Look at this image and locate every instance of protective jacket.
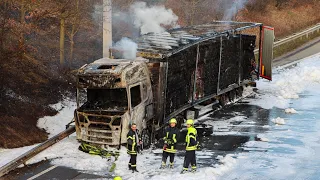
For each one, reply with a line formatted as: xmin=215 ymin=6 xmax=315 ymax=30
xmin=127 ymin=129 xmax=140 ymax=155
xmin=163 ymin=127 xmax=179 ymax=153
xmin=185 ymin=127 xmax=198 ymax=151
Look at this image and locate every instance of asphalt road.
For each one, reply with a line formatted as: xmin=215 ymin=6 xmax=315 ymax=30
xmin=17 ymin=164 xmax=103 ymax=180
xmin=273 ymin=36 xmax=320 ymax=67
xmin=3 ymin=36 xmax=320 ymax=180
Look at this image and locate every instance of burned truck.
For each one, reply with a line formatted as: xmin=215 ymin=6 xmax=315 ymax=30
xmin=74 ymin=22 xmax=274 ymax=148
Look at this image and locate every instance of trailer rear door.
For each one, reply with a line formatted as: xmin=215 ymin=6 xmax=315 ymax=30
xmin=259 ymin=26 xmax=274 ymax=81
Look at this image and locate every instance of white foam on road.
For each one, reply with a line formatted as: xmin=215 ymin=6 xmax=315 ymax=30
xmin=114 ymin=150 xmax=237 ymax=180
xmin=28 ymin=137 xmax=114 ymax=173
xmin=271 ymin=117 xmax=286 ymax=125
xmin=257 ymin=134 xmax=269 ymax=142
xmin=0 ymin=145 xmax=37 ymax=168
xmin=248 ymin=53 xmax=320 ymax=110
xmin=285 ymin=108 xmax=298 ymax=114
xmin=221 ymin=53 xmax=320 ymax=179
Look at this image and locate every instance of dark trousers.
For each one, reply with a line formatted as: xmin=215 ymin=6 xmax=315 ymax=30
xmin=183 ymin=150 xmax=196 ymax=169
xmin=162 ymin=151 xmax=175 ymax=164
xmin=129 ymin=154 xmax=137 ymax=170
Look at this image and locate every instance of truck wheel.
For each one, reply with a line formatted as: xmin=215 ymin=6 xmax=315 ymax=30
xmin=236 ymin=86 xmax=244 ymax=98
xmin=141 ymin=129 xmax=151 ymax=149
xmin=228 ymin=90 xmax=236 ymax=102
xmin=219 ymin=94 xmax=229 ymax=106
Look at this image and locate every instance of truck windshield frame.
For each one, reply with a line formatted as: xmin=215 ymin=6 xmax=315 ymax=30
xmin=77 ymin=88 xmax=128 ymax=111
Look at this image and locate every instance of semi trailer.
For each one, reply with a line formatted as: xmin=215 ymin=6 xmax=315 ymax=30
xmin=74 ymin=21 xmax=274 ymax=148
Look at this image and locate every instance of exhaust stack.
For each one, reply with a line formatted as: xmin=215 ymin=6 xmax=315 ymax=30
xmin=103 ymin=0 xmax=112 ymax=58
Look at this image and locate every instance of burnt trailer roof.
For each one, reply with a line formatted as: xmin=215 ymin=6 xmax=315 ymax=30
xmin=78 ymin=21 xmax=262 ymax=75
xmin=137 ymin=21 xmax=262 ymax=59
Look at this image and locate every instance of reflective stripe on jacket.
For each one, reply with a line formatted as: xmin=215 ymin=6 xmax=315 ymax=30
xmin=163 ymin=127 xmax=179 ymax=153
xmin=185 ymin=127 xmax=197 ymax=151
xmin=127 ymin=129 xmax=139 ymax=155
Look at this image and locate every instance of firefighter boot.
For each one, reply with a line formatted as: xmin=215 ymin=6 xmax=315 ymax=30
xmin=180 ymin=168 xmax=188 ymax=174
xmin=169 ymin=163 xmax=174 ymax=169
xmin=191 ymin=166 xmax=197 ymax=173
xmin=160 ymin=162 xmax=166 ymax=169
xmin=131 ymin=166 xmax=139 ymax=173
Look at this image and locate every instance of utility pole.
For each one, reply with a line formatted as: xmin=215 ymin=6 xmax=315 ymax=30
xmin=103 ymin=0 xmax=112 ymax=58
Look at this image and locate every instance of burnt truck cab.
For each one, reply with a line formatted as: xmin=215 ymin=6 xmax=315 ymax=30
xmin=75 ymin=58 xmax=153 ymax=148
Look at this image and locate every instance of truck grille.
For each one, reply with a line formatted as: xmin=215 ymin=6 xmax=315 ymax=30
xmin=76 ymin=112 xmax=122 ymax=146
xmin=88 ymin=116 xmax=112 ymax=123
xmin=89 ymin=123 xmax=112 ymax=130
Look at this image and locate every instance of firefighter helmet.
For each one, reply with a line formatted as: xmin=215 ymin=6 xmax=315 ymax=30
xmin=186 ymin=119 xmax=194 ymax=125
xmin=114 ymin=176 xmax=122 ymax=180
xmin=170 ymin=118 xmax=177 ymax=124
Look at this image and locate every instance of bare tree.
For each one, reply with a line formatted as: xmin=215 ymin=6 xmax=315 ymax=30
xmin=180 ymin=0 xmax=202 ymax=25
xmin=67 ymin=0 xmax=79 ymax=64
xmin=65 ymin=0 xmax=95 ymax=66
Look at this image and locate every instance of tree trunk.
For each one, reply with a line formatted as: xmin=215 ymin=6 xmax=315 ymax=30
xmin=19 ymin=0 xmax=26 ymax=51
xmin=1 ymin=2 xmax=8 ymax=51
xmin=69 ymin=0 xmax=79 ymax=67
xmin=69 ymin=34 xmax=74 ymax=66
xmin=60 ymin=17 xmax=65 ymax=66
xmin=190 ymin=1 xmax=195 ymax=25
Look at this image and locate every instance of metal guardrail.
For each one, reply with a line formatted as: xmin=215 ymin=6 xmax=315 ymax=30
xmin=274 ymin=23 xmax=320 ymax=48
xmin=254 ymin=23 xmax=320 ymax=54
xmin=0 ymin=125 xmax=76 ymax=177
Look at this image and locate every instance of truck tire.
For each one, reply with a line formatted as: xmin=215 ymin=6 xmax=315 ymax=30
xmin=236 ymin=86 xmax=244 ymax=98
xmin=219 ymin=94 xmax=229 ymax=106
xmin=141 ymin=129 xmax=151 ymax=149
xmin=228 ymin=90 xmax=236 ymax=102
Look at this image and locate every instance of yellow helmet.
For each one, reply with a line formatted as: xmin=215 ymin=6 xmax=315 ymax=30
xmin=186 ymin=119 xmax=194 ymax=125
xmin=114 ymin=176 xmax=122 ymax=180
xmin=170 ymin=118 xmax=177 ymax=124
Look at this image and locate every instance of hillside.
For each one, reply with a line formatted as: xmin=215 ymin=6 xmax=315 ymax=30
xmin=239 ymin=1 xmax=320 ymax=38
xmin=0 ymin=54 xmax=74 ymax=148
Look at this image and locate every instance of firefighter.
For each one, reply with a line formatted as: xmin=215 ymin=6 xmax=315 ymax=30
xmin=181 ymin=119 xmax=198 ymax=174
xmin=161 ymin=118 xmax=179 ymax=169
xmin=127 ymin=123 xmax=141 ymax=173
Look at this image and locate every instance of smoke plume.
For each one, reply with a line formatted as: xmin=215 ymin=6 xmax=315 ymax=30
xmin=130 ymin=2 xmax=178 ymax=34
xmin=112 ymin=1 xmax=179 ymax=59
xmin=223 ymin=0 xmax=249 ymax=21
xmin=113 ymin=37 xmax=138 ymax=59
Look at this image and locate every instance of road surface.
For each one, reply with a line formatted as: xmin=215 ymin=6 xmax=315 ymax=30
xmin=273 ymin=36 xmax=320 ymax=67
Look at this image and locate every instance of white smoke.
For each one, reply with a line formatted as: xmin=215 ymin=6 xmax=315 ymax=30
xmin=112 ymin=2 xmax=179 ymax=59
xmin=131 ymin=2 xmax=179 ymax=34
xmin=223 ymin=0 xmax=249 ymax=21
xmin=113 ymin=37 xmax=138 ymax=59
